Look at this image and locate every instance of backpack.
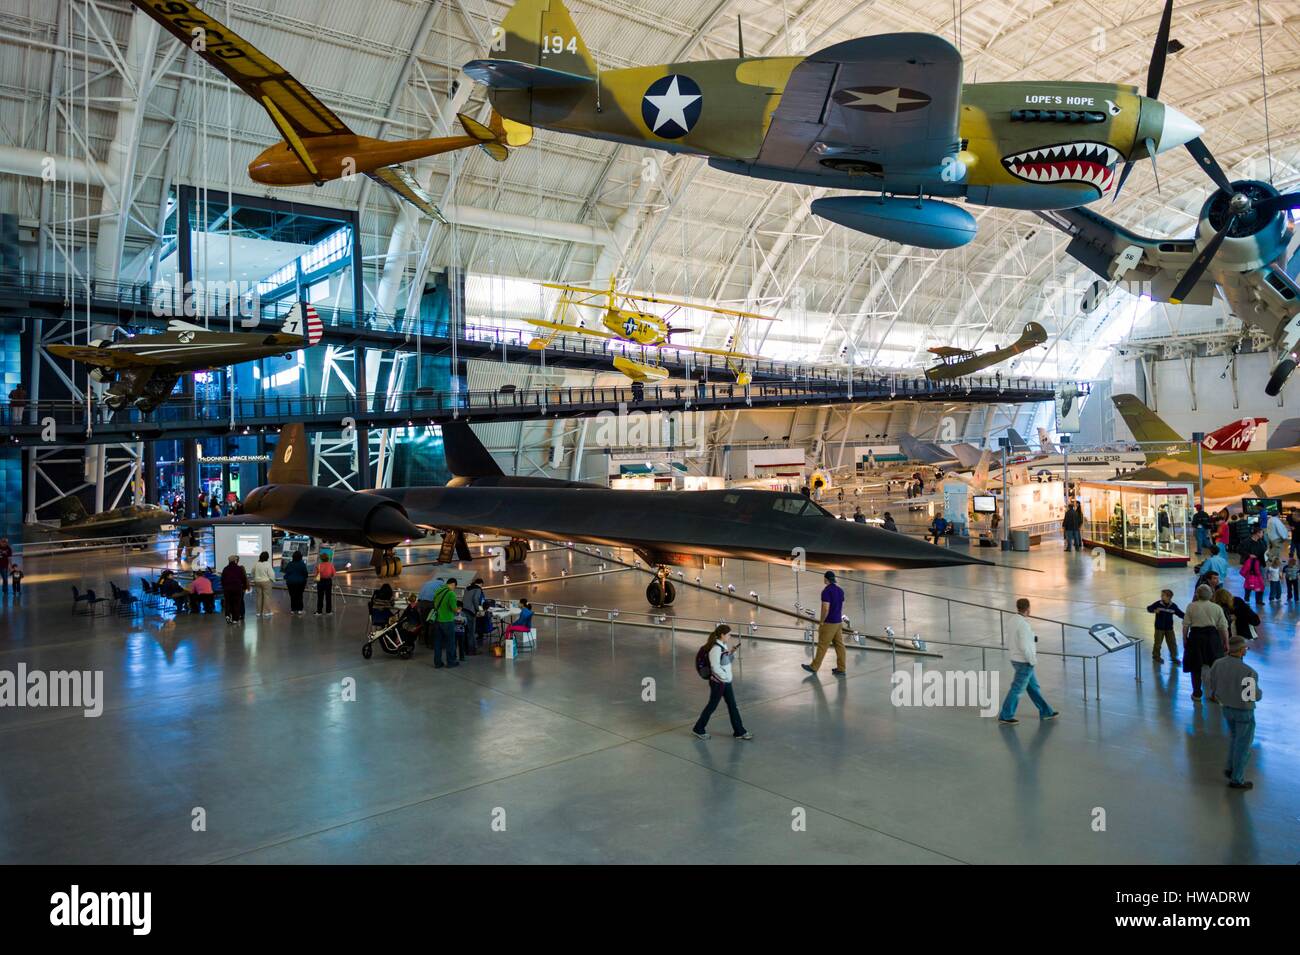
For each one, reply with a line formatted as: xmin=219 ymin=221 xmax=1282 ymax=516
xmin=695 ymin=644 xmax=713 ymax=680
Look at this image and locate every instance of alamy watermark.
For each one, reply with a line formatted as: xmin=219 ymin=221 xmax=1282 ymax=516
xmin=0 ymin=664 xmax=103 ymax=717
xmin=890 ymin=663 xmax=1000 ymax=718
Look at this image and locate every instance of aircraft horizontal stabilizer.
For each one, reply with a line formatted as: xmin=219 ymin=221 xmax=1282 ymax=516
xmin=462 ymin=59 xmax=595 ymax=90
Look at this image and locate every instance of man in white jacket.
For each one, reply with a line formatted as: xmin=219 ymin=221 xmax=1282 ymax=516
xmin=997 ymin=598 xmax=1060 ymax=724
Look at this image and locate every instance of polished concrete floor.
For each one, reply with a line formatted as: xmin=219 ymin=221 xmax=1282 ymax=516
xmin=1 ymin=535 xmax=1296 ymax=864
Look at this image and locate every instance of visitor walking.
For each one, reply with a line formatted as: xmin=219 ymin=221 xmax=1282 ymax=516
xmin=427 ymin=578 xmax=459 ymax=668
xmin=692 ymin=625 xmax=752 ymax=741
xmin=801 ymin=570 xmax=847 ymax=677
xmin=1062 ymin=501 xmax=1083 ymax=552
xmin=1146 ymin=589 xmax=1183 ymax=664
xmin=997 ymin=598 xmax=1059 ymax=724
xmin=1191 ymin=504 xmax=1212 ymax=556
xmin=1181 ymin=584 xmax=1229 ymax=702
xmin=1206 ymin=635 xmax=1262 ymax=791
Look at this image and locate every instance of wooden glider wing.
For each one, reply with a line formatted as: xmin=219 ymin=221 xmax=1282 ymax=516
xmin=366 ymin=165 xmax=447 ymax=223
xmin=130 ymin=0 xmax=350 ymax=178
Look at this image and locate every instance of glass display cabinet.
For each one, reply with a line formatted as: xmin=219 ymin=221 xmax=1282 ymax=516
xmin=1078 ymin=481 xmax=1193 ymax=566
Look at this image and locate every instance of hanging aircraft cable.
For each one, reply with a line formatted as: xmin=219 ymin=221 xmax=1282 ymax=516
xmin=225 ymin=0 xmax=236 ymax=432
xmin=1255 ymin=0 xmax=1274 ymax=186
xmin=81 ymin=0 xmax=91 ymax=438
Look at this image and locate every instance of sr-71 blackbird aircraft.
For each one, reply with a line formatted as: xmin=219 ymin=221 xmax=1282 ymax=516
xmin=195 ymin=423 xmax=988 ymax=606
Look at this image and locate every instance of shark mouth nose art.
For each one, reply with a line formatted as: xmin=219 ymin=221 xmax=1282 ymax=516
xmin=1001 ymin=142 xmax=1122 ymax=191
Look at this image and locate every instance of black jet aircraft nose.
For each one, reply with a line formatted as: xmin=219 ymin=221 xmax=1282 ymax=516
xmin=367 ymin=504 xmax=426 ymax=547
xmin=819 ymin=520 xmax=994 ymax=570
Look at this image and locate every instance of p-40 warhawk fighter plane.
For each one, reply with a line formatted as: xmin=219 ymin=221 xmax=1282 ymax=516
xmin=527 ymin=280 xmax=777 ymax=384
xmin=197 ymin=423 xmax=988 ymax=606
xmin=129 ymin=0 xmax=530 ymax=221
xmin=1113 ymin=395 xmax=1300 ymax=506
xmin=47 ymin=303 xmax=323 ymax=412
xmin=462 ymin=0 xmax=1204 ymax=249
xmin=924 ymin=322 xmax=1048 ymax=381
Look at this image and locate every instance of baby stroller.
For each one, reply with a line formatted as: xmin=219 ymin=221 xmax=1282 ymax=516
xmin=361 ymin=585 xmax=416 ymax=660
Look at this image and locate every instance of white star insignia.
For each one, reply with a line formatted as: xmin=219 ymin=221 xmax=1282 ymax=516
xmin=644 ymin=77 xmax=701 ymax=133
xmin=840 ymin=88 xmax=927 ymax=112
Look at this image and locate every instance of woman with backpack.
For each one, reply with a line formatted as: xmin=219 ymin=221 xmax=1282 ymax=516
xmin=691 ymin=625 xmax=753 ymax=741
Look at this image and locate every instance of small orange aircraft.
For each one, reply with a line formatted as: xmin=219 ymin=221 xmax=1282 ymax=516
xmin=131 ymin=0 xmax=530 ymax=221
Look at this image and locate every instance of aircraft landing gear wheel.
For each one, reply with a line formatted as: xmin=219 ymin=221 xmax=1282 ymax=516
xmin=646 ymin=581 xmax=665 ymax=607
xmin=362 ymin=643 xmax=373 ymax=659
xmin=1267 ymin=358 xmax=1295 ymax=397
xmin=662 ymin=581 xmax=676 ymax=605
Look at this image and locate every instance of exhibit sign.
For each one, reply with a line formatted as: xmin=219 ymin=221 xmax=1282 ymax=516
xmin=1088 ymin=623 xmax=1132 ymax=652
xmin=1007 ymin=481 xmax=1065 ymax=530
xmin=214 ymin=524 xmax=272 ymax=566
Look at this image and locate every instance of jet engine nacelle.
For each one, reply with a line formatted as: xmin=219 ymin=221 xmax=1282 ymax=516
xmin=246 ymin=485 xmax=425 ymax=548
xmin=1196 ymin=179 xmax=1292 ymax=274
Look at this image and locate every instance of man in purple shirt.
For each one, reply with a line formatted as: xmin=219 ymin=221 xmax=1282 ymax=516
xmin=802 ymin=570 xmax=847 ymax=677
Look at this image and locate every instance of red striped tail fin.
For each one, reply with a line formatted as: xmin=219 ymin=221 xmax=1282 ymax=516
xmin=281 ymin=303 xmax=323 ymax=346
xmin=1202 ymin=417 xmax=1267 ymax=452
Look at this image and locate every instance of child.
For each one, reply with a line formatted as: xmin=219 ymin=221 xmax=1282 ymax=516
xmin=1267 ymin=557 xmax=1283 ymax=603
xmin=1146 ymin=589 xmax=1184 ymax=664
xmin=1241 ymin=553 xmax=1266 ymax=608
xmin=9 ymin=561 xmax=22 ymax=596
xmin=1285 ymin=556 xmax=1300 ymax=603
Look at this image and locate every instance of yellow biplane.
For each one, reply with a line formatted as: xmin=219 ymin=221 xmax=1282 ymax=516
xmin=526 ymin=280 xmax=778 ymax=385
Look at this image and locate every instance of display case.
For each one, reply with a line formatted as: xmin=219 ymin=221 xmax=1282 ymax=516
xmin=1078 ymin=481 xmax=1192 ymax=566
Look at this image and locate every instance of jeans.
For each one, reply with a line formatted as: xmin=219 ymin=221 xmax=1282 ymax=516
xmin=1287 ymin=578 xmax=1298 ymax=601
xmin=287 ymin=580 xmax=306 ymax=613
xmin=1064 ymin=529 xmax=1082 ymax=551
xmin=998 ymin=661 xmax=1054 ymax=720
xmin=317 ymin=578 xmax=332 ymax=613
xmin=1269 ymin=581 xmax=1281 ymax=601
xmin=1194 ymin=527 xmax=1211 ymax=554
xmin=433 ymin=620 xmax=458 ymax=667
xmin=692 ymin=680 xmax=747 ymax=736
xmin=1221 ymin=706 xmax=1256 ymax=785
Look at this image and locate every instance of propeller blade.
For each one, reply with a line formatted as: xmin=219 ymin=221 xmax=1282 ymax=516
xmin=1111 ymin=161 xmax=1136 ymax=202
xmin=1170 ymin=215 xmax=1235 ymax=303
xmin=1185 ymin=137 xmax=1234 ymax=194
xmin=1252 ymin=191 xmax=1300 ymax=220
xmin=1147 ymin=0 xmax=1175 ymax=98
xmin=1144 ymin=137 xmax=1160 ymax=193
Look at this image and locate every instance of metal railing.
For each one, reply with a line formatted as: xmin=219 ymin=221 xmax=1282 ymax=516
xmin=0 ymin=268 xmax=1059 ymax=391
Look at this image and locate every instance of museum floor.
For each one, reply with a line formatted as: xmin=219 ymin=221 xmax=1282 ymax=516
xmin=2 ymin=536 xmax=1296 ymax=864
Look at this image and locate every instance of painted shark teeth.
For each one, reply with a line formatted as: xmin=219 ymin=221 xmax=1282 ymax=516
xmin=1000 ymin=142 xmax=1120 ymax=192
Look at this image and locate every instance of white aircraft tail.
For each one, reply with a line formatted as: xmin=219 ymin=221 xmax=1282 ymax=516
xmin=972 ymin=450 xmax=990 ymax=489
xmin=1037 ymin=426 xmax=1057 ymax=454
xmin=281 ymin=303 xmax=323 ymax=346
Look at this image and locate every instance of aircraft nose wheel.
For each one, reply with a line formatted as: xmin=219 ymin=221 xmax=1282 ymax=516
xmin=370 ymin=550 xmax=403 ymax=577
xmin=646 ymin=579 xmax=676 ymax=607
